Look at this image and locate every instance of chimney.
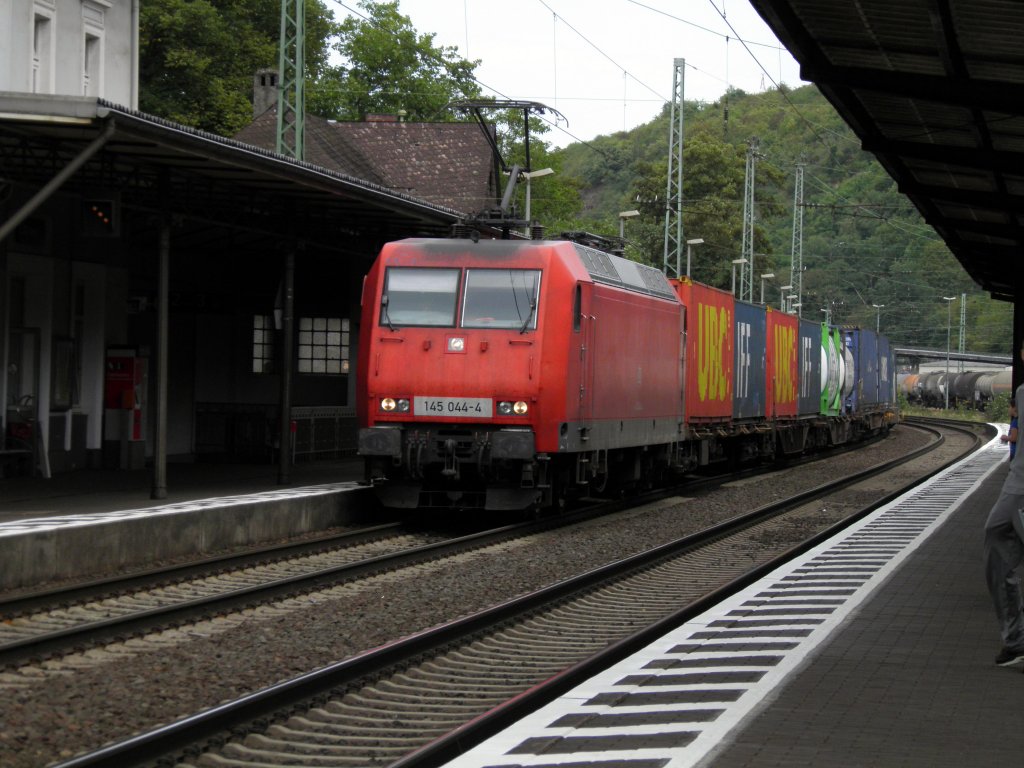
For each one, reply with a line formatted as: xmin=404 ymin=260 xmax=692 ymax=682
xmin=253 ymin=68 xmax=278 ymax=118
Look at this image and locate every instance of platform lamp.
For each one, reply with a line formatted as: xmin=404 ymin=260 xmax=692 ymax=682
xmin=760 ymin=273 xmax=775 ymax=304
xmin=618 ymin=208 xmax=641 ymax=237
xmin=943 ymin=295 xmax=957 ymax=410
xmin=872 ymin=303 xmax=885 ymax=333
xmin=617 ymin=209 xmax=641 ymax=257
xmin=780 ymin=285 xmax=792 ymax=312
xmin=686 ymin=238 xmax=704 ymax=278
xmin=731 ymin=258 xmax=748 ymax=296
xmin=523 ymin=168 xmax=554 ymax=235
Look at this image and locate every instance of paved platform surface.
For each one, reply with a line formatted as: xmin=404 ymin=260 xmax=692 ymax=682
xmin=0 ymin=458 xmax=364 ymax=521
xmin=445 ymin=430 xmax=1023 ymax=768
xmin=707 ymin=446 xmax=1021 ymax=768
xmin=708 ymin=456 xmax=1018 ymax=768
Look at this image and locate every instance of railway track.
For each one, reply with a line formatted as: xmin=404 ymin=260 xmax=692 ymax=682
xmin=0 ymin=424 xmax=923 ymax=670
xmin=46 ymin=419 xmax=985 ymax=768
xmin=0 ymin=517 xmax=591 ymax=668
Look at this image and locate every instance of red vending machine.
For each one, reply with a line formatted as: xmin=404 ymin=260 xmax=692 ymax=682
xmin=103 ymin=349 xmax=147 ymax=469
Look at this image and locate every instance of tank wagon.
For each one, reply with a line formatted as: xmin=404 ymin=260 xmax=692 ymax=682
xmin=357 ymin=237 xmax=898 ymax=512
xmin=899 ymin=367 xmax=1012 ymax=408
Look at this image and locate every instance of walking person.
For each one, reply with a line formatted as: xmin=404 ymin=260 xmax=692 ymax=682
xmin=985 ymin=349 xmax=1024 ymax=666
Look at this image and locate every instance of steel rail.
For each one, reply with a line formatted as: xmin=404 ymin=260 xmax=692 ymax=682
xmin=49 ymin=420 xmax=972 ymax=768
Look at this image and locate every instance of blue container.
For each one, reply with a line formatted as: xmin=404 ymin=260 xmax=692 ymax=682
xmin=843 ymin=327 xmax=882 ymax=412
xmin=797 ymin=319 xmax=823 ymax=417
xmin=733 ymin=300 xmax=767 ymax=420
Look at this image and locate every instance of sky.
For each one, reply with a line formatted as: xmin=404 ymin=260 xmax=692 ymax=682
xmin=329 ymin=0 xmax=806 ymax=148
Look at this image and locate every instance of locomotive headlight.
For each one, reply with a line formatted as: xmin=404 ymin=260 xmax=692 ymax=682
xmin=395 ymin=398 xmax=410 ymax=412
xmin=380 ymin=397 xmax=410 ymax=413
xmin=447 ymin=337 xmax=465 ymax=352
xmin=380 ymin=397 xmax=396 ymax=412
xmin=498 ymin=400 xmax=529 ymax=416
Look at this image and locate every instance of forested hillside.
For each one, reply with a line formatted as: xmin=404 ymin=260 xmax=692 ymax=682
xmin=549 ymin=85 xmax=1010 ymax=353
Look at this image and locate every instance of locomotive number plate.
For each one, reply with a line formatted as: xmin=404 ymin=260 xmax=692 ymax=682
xmin=414 ymin=397 xmax=493 ymax=418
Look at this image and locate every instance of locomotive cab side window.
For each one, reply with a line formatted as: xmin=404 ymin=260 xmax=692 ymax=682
xmin=461 ymin=269 xmax=541 ymax=331
xmin=381 ymin=267 xmax=459 ymax=327
xmin=573 ymin=284 xmax=582 ymax=332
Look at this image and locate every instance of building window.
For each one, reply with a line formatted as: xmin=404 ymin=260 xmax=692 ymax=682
xmin=298 ymin=317 xmax=349 ymax=374
xmin=82 ymin=32 xmax=102 ymax=95
xmin=32 ymin=8 xmax=54 ymax=94
xmin=252 ymin=315 xmax=275 ymax=374
xmin=81 ymin=1 xmax=106 ymax=96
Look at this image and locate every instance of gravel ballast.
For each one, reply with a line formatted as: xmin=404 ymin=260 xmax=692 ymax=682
xmin=0 ymin=425 xmax=961 ymax=766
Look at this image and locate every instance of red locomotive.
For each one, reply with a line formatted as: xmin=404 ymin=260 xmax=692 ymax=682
xmin=357 ymin=236 xmax=897 ymax=511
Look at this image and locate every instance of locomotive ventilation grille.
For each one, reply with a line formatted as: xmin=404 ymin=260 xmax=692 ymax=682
xmin=573 ymin=243 xmax=676 ymax=300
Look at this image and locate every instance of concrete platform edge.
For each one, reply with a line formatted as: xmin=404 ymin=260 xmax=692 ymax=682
xmin=0 ymin=484 xmax=373 ymax=591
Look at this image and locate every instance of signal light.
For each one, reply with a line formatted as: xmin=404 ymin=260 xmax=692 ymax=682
xmin=81 ymin=197 xmax=119 ymax=236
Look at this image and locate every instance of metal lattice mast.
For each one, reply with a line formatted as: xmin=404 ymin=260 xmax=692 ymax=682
xmin=790 ymin=163 xmax=804 ymax=317
xmin=663 ymin=58 xmax=685 ymax=279
xmin=276 ymin=0 xmax=305 ymax=160
xmin=740 ymin=137 xmax=758 ymax=301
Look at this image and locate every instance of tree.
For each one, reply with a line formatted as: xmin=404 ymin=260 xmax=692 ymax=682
xmin=621 ymin=127 xmax=784 ymax=284
xmin=324 ymin=0 xmax=481 ymax=121
xmin=139 ymin=0 xmax=338 ymax=136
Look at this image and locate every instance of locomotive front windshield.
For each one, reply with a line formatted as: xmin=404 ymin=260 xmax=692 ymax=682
xmin=462 ymin=269 xmax=540 ymax=330
xmin=381 ymin=268 xmax=460 ymax=327
xmin=380 ymin=267 xmax=540 ymax=330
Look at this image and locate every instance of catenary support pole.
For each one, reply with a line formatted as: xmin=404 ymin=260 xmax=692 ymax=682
xmin=151 ymin=215 xmax=170 ymax=499
xmin=278 ymin=249 xmax=295 ymax=484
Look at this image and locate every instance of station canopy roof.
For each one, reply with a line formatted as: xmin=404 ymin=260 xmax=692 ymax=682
xmin=0 ymin=93 xmax=469 ymax=252
xmin=751 ymin=0 xmax=1024 ymax=301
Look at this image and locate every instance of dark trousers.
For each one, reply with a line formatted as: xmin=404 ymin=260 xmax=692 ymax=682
xmin=984 ymin=487 xmax=1024 ymax=649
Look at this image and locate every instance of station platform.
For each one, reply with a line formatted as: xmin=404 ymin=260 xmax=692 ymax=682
xmin=0 ymin=458 xmax=368 ymax=592
xmin=446 ymin=429 xmax=1023 ymax=768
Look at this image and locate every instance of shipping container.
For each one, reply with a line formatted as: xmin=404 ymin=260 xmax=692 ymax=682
xmin=843 ymin=327 xmax=880 ymax=411
xmin=797 ymin=319 xmax=823 ymax=417
xmin=734 ymin=300 xmax=767 ymax=420
xmin=673 ymin=278 xmax=735 ymax=424
xmin=767 ymin=308 xmax=799 ymax=418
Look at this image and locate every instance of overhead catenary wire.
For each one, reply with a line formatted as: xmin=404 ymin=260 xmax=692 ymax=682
xmin=326 ymin=2 xmax=967 ymax=303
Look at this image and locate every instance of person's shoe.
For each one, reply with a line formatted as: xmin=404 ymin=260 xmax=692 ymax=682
xmin=995 ymin=647 xmax=1024 ymax=666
